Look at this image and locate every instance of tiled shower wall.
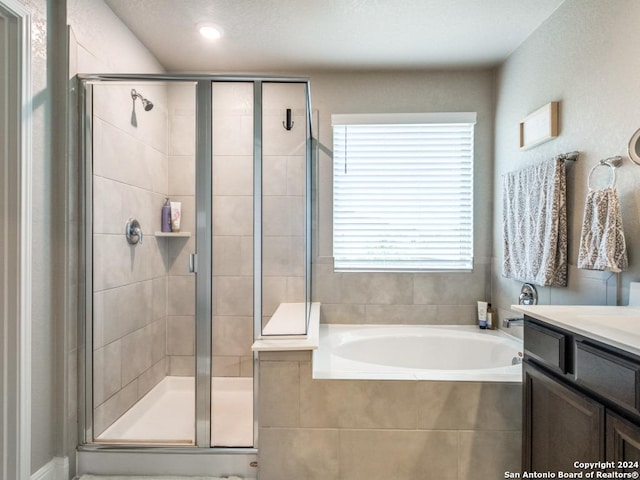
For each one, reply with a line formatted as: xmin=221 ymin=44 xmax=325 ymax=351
xmin=163 ymin=82 xmax=259 ymax=378
xmin=211 ymin=82 xmax=255 ymax=377
xmin=164 ymin=81 xmax=310 ymax=377
xmin=92 ymin=81 xmax=308 ymax=434
xmin=92 ymin=84 xmax=169 ymax=436
xmin=207 ymin=81 xmax=308 ymax=375
xmin=165 ymin=84 xmax=197 ymax=376
xmin=261 ymin=83 xmax=308 ymax=325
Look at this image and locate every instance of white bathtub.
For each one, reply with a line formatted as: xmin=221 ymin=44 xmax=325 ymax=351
xmin=312 ymin=324 xmax=523 ymax=382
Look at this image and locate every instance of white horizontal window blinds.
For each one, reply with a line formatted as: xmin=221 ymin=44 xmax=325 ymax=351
xmin=332 ymin=113 xmax=476 ymax=272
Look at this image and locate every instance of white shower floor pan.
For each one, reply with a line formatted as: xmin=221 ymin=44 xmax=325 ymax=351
xmin=96 ymin=376 xmax=253 ymax=447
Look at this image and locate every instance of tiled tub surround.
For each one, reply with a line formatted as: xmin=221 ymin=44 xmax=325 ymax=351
xmin=259 ymin=350 xmax=521 ymax=480
xmin=313 ymin=257 xmax=493 ymax=326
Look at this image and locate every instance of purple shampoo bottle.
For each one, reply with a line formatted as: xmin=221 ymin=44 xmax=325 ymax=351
xmin=161 ymin=198 xmax=172 ymax=232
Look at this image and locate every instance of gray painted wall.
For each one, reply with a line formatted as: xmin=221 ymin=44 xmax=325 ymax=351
xmin=24 ymin=0 xmax=56 ymax=472
xmin=492 ymin=0 xmax=640 ymax=322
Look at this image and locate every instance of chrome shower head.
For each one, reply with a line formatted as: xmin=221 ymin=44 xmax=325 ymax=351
xmin=131 ymin=89 xmax=154 ymax=111
xmin=141 ymin=98 xmax=153 ymax=111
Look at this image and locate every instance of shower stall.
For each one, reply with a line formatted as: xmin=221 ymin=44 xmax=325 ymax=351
xmin=78 ymin=75 xmax=313 ymax=471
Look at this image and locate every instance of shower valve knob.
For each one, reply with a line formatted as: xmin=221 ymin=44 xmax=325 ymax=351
xmin=125 ymin=218 xmax=143 ymax=245
xmin=518 ymin=283 xmax=538 ymax=305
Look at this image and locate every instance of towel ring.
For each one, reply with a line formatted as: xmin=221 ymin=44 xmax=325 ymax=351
xmin=587 ymin=157 xmax=622 ymax=190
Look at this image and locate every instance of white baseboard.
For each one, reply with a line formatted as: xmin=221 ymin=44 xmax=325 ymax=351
xmin=31 ymin=457 xmax=69 ymax=480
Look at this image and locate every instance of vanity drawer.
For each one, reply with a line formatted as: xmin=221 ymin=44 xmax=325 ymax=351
xmin=575 ymin=341 xmax=640 ymax=414
xmin=524 ymin=320 xmax=568 ymax=373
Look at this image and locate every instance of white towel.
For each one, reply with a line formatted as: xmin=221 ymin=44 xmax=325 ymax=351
xmin=502 ymin=157 xmax=568 ymax=287
xmin=578 ymin=186 xmax=628 ymax=272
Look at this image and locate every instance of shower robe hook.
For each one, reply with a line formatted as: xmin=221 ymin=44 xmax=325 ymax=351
xmin=283 ymin=108 xmax=294 ymax=130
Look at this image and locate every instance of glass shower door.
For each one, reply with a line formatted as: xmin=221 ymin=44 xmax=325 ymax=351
xmin=89 ymin=80 xmax=197 ymax=445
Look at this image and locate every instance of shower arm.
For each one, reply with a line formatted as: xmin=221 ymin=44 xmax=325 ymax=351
xmin=130 ymin=88 xmax=154 ymax=111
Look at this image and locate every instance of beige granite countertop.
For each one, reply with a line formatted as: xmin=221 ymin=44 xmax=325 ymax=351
xmin=512 ymin=305 xmax=640 ymax=357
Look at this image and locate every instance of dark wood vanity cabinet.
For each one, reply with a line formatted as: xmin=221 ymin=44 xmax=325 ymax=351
xmin=524 ymin=362 xmax=604 ymax=472
xmin=523 ymin=317 xmax=640 ymax=473
xmin=607 ymin=412 xmax=640 ymax=466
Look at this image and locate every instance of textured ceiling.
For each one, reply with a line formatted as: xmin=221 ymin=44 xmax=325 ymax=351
xmin=105 ymin=0 xmax=566 ymax=73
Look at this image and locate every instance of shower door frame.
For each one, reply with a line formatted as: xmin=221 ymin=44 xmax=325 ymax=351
xmin=78 ymin=74 xmax=313 ymax=453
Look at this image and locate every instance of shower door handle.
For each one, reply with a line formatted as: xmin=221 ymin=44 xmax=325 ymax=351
xmin=189 ymin=253 xmax=197 ymax=273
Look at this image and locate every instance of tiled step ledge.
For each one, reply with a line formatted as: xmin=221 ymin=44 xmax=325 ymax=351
xmin=252 ymin=302 xmax=320 ymax=352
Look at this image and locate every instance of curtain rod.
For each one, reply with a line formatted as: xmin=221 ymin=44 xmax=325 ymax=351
xmin=555 ymin=151 xmax=579 ymax=162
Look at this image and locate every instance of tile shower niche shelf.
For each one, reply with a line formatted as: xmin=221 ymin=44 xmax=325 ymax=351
xmin=155 ymin=231 xmax=191 ymax=237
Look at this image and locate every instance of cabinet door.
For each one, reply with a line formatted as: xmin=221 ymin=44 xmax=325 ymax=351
xmin=607 ymin=412 xmax=640 ymax=468
xmin=524 ymin=362 xmax=605 ymax=472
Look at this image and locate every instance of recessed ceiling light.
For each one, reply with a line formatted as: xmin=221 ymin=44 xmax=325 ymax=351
xmin=198 ymin=24 xmax=223 ymax=41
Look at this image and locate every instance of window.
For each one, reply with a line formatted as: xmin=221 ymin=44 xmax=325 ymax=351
xmin=332 ymin=112 xmax=476 ymax=272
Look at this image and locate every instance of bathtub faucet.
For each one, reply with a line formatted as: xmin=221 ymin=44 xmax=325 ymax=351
xmin=502 ymin=317 xmax=524 ymax=328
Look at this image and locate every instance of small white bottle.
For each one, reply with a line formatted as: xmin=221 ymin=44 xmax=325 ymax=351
xmin=477 ymin=301 xmax=488 ymax=329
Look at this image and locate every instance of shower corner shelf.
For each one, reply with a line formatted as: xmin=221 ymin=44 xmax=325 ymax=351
xmin=155 ymin=231 xmax=191 ymax=238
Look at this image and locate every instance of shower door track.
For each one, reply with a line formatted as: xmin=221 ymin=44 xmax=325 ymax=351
xmin=78 ymin=73 xmax=312 ymax=469
xmin=77 ymin=446 xmax=258 ymax=478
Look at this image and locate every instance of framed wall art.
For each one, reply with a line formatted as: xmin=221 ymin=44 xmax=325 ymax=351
xmin=519 ymin=101 xmax=559 ymax=150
